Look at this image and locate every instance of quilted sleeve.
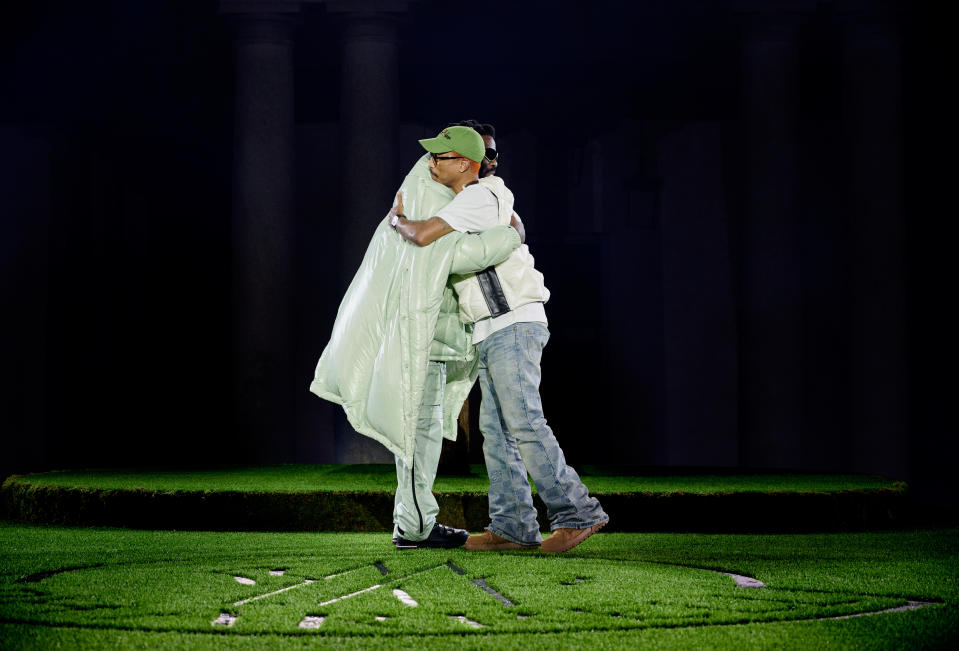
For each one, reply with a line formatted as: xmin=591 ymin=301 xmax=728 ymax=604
xmin=447 ymin=225 xmax=520 ymax=275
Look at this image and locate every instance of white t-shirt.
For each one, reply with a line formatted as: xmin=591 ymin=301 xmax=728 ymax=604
xmin=437 ymin=183 xmax=547 ymax=344
xmin=436 ymin=185 xmax=498 ymax=233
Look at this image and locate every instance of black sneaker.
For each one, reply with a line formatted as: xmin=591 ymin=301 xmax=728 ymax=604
xmin=394 ymin=523 xmax=468 ymax=549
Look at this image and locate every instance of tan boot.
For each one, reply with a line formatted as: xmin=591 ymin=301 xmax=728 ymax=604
xmin=540 ymin=521 xmax=607 ymax=554
xmin=464 ymin=530 xmax=539 ymax=551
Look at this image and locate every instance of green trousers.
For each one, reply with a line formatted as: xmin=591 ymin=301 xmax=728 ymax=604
xmin=393 ymin=361 xmax=446 ymax=541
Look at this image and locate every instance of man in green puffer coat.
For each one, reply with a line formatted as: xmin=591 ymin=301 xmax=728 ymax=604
xmin=310 ymin=126 xmax=519 ymax=548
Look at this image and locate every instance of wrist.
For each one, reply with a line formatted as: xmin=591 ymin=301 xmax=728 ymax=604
xmin=390 ymin=213 xmax=405 ymax=228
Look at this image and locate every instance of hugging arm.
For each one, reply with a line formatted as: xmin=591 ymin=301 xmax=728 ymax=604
xmin=509 ymin=212 xmax=525 ymax=244
xmin=385 ymin=190 xmax=518 ymax=273
xmin=388 ymin=191 xmax=452 ymax=246
xmin=448 ymin=226 xmax=521 ymax=274
xmin=388 ymin=191 xmax=525 ymax=247
xmin=393 ymin=216 xmax=454 ymax=246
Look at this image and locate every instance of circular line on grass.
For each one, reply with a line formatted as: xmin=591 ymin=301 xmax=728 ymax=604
xmin=15 ymin=564 xmax=105 ymax=583
xmin=821 ymin=600 xmax=938 ymax=620
xmin=9 ymin=556 xmax=943 ymax=637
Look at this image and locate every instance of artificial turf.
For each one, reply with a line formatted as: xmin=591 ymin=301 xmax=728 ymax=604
xmin=0 ymin=523 xmax=956 ymax=649
xmin=7 ymin=464 xmax=900 ymax=495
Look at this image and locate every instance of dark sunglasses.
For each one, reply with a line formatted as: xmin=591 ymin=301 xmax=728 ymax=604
xmin=430 ymin=153 xmax=465 ymax=163
xmin=484 ymin=148 xmax=498 ymax=162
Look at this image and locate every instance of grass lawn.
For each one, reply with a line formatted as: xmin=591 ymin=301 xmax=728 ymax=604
xmin=7 ymin=464 xmax=901 ymax=494
xmin=0 ymin=523 xmax=956 ymax=649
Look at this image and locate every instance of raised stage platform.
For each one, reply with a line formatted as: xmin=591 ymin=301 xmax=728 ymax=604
xmin=1 ymin=465 xmax=908 ymax=533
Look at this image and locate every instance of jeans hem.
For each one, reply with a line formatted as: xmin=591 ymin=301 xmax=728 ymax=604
xmin=487 ymin=524 xmax=542 ymax=546
xmin=549 ymin=515 xmax=609 ymax=532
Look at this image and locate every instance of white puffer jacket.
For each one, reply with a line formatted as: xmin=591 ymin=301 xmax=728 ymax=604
xmin=451 ymin=176 xmax=550 ymax=324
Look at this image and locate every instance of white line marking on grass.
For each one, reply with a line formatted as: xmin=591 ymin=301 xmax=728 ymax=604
xmin=211 ymin=612 xmax=236 ymax=627
xmin=312 ymin=564 xmax=449 ymax=609
xmin=822 ymin=600 xmax=937 ymax=620
xmin=269 ymin=570 xmax=284 ymax=576
xmin=392 ymin=588 xmax=418 ymax=606
xmin=722 ymin=572 xmax=765 ymax=588
xmin=234 ymin=576 xmax=256 ymax=585
xmin=233 ymin=579 xmax=315 ymax=606
xmin=375 ymin=616 xmax=388 ymax=621
xmin=450 ymin=615 xmax=483 ymax=628
xmin=256 ymin=564 xmax=445 ymax=612
xmin=319 ymin=584 xmax=382 ymax=606
xmin=298 ymin=615 xmax=325 ymax=629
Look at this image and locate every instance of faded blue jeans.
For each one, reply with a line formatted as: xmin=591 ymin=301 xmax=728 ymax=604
xmin=477 ymin=322 xmax=608 ymax=545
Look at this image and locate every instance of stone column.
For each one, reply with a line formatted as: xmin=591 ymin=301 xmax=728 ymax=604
xmin=840 ymin=6 xmax=906 ymax=478
xmin=223 ymin=1 xmax=299 ymax=459
xmin=739 ymin=9 xmax=805 ymax=468
xmin=332 ymin=3 xmax=402 ymax=282
xmin=328 ymin=1 xmax=405 ymax=463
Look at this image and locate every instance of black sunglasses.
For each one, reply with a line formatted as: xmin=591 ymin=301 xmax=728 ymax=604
xmin=430 ymin=153 xmax=465 ymax=163
xmin=484 ymin=148 xmax=498 ymax=162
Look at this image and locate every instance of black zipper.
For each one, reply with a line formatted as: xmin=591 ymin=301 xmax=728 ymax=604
xmin=411 ymin=456 xmax=423 ymax=534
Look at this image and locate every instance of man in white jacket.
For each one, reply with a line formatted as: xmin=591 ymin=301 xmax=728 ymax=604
xmin=312 ymin=125 xmax=522 ymax=551
xmin=391 ymin=123 xmax=608 ymax=554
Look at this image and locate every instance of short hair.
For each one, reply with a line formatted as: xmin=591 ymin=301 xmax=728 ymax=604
xmin=453 ymin=119 xmax=496 ymax=139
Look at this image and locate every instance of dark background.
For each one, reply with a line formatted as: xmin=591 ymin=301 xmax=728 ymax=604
xmin=2 ymin=1 xmax=953 ymax=510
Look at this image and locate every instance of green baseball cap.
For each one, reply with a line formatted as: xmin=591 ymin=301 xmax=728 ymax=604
xmin=418 ymin=125 xmax=485 ymax=163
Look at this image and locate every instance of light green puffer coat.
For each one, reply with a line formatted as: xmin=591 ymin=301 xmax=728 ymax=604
xmin=309 ymin=155 xmax=520 ymax=464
